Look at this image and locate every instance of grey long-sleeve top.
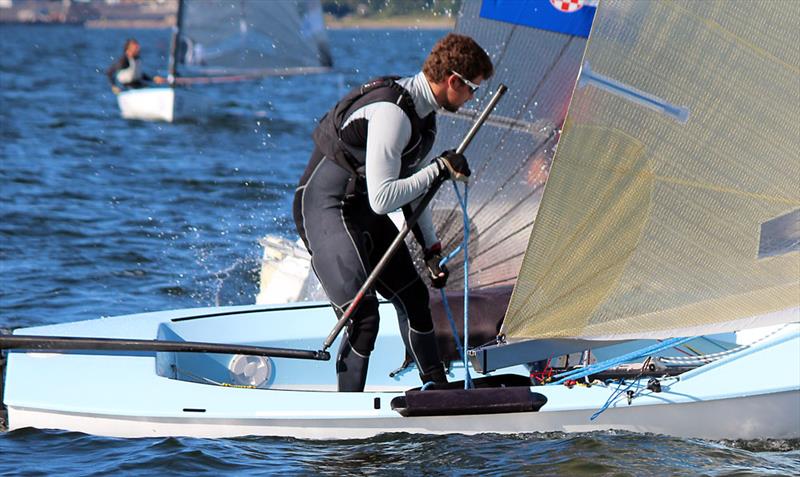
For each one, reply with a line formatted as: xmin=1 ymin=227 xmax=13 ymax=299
xmin=341 ymin=72 xmax=442 ymax=248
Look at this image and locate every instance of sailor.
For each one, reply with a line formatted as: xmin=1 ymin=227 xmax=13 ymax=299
xmin=293 ymin=33 xmax=493 ymax=392
xmin=106 ymin=39 xmax=165 ymax=94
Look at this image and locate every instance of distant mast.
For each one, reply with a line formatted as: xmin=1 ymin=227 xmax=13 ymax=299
xmin=166 ymin=0 xmax=185 ymax=84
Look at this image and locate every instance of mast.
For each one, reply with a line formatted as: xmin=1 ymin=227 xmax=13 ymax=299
xmin=166 ymin=0 xmax=184 ymax=84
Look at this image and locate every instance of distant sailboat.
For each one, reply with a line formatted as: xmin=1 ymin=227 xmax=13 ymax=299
xmin=4 ymin=0 xmax=798 ymax=440
xmin=117 ymin=0 xmax=332 ymax=122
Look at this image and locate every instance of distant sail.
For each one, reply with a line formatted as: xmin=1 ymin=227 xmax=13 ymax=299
xmin=175 ymin=0 xmax=332 ymax=78
xmin=502 ymin=0 xmax=800 ymax=341
xmin=420 ymin=0 xmax=590 ymax=292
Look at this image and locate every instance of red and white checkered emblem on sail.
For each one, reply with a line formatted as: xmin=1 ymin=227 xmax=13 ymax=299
xmin=549 ymin=0 xmax=584 ymax=13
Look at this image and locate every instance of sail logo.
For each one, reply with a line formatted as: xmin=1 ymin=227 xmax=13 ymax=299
xmin=550 ymin=0 xmax=586 ymax=13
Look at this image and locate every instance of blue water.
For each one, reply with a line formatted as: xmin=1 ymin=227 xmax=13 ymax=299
xmin=1 ymin=25 xmax=798 ymax=476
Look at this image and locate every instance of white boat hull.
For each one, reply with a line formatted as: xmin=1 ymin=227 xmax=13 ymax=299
xmin=3 ymin=305 xmax=799 ymax=440
xmin=117 ymin=87 xmax=175 ymax=122
xmin=7 ymin=390 xmax=798 ymax=440
xmin=116 ymin=87 xmax=209 ymax=122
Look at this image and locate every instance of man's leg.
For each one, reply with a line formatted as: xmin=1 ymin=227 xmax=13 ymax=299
xmin=369 ymin=218 xmax=447 ymax=385
xmin=294 ymin=157 xmax=380 ymax=392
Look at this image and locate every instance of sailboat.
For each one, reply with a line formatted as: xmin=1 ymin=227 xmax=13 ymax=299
xmin=3 ymin=0 xmax=798 ymax=439
xmin=116 ymin=0 xmax=332 ymax=122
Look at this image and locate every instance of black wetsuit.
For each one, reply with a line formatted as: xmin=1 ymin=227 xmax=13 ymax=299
xmin=293 ymin=75 xmax=447 ymax=391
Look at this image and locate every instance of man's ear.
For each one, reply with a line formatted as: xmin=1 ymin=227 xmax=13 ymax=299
xmin=445 ymin=73 xmax=458 ymax=90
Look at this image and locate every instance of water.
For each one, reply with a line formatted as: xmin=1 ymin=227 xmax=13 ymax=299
xmin=1 ymin=25 xmax=798 ymax=476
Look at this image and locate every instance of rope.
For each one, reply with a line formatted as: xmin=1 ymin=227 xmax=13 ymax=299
xmin=589 ymin=379 xmax=642 ymax=421
xmin=550 ymin=337 xmax=694 ymax=385
xmin=438 ymin=181 xmax=474 ymax=390
xmin=459 ymin=184 xmax=473 ymax=390
xmin=590 ymin=373 xmax=681 ymax=421
xmin=438 ymin=278 xmax=465 ymax=360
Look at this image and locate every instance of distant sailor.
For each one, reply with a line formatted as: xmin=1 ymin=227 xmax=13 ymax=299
xmin=293 ymin=33 xmax=493 ymax=392
xmin=106 ymin=39 xmax=165 ymax=94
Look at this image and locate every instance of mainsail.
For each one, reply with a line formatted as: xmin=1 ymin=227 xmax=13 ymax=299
xmin=171 ymin=0 xmax=332 ymax=80
xmin=501 ymin=0 xmax=800 ymax=341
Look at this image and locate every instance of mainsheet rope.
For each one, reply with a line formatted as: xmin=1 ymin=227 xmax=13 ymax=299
xmin=438 ymin=181 xmax=474 ymax=389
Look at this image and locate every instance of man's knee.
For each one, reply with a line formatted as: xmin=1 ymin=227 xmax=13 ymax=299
xmin=346 ymin=295 xmax=380 ymax=355
xmin=396 ymin=278 xmax=434 ymax=332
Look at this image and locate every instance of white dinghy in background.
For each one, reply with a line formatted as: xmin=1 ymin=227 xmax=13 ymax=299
xmin=116 ymin=0 xmax=332 ymax=122
xmin=4 ymin=0 xmax=798 ymax=440
xmin=117 ymin=87 xmax=173 ymax=122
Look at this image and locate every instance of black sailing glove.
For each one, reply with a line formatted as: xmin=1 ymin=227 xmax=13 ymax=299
xmin=424 ymin=242 xmax=449 ymax=289
xmin=436 ymin=150 xmax=471 ymax=182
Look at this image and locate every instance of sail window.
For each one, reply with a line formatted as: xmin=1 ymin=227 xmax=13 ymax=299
xmin=758 ymin=209 xmax=800 ymax=259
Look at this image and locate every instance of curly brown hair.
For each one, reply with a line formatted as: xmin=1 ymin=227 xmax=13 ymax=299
xmin=423 ymin=33 xmax=493 ymax=83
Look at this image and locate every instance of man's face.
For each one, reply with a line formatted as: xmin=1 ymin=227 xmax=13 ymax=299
xmin=442 ymin=73 xmax=483 ymax=113
xmin=126 ymin=41 xmax=141 ymax=57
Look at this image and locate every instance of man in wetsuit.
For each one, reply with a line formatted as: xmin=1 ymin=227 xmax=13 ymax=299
xmin=293 ymin=33 xmax=493 ymax=392
xmin=106 ymin=39 xmax=165 ymax=94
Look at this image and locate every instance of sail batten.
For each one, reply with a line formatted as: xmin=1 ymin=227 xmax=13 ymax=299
xmin=501 ymin=0 xmax=800 ymax=341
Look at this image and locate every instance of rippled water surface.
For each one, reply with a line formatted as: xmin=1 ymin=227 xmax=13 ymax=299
xmin=1 ymin=25 xmax=798 ymax=476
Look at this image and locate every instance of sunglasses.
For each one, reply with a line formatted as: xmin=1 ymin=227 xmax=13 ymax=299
xmin=451 ymin=70 xmax=480 ymax=94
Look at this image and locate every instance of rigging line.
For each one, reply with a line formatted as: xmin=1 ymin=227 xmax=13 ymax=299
xmin=456 ymin=183 xmax=474 ymax=390
xmin=437 ymin=182 xmax=475 ymax=389
xmin=438 ymin=288 xmax=466 ymax=363
xmin=174 ymin=364 xmax=262 ymax=389
xmin=592 ymin=380 xmax=633 ymax=418
xmin=590 ymin=378 xmax=644 ymax=421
